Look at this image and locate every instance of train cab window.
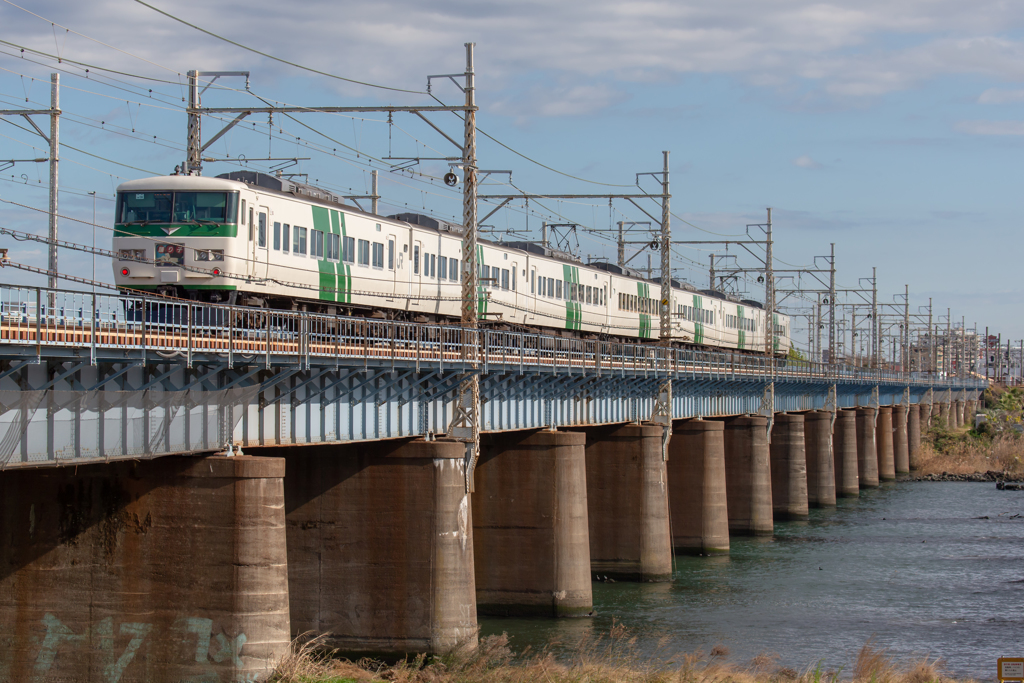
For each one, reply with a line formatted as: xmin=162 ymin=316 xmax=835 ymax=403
xmin=294 ymin=227 xmax=308 ymax=255
xmin=450 ymin=259 xmax=459 ymax=281
xmin=413 ymin=245 xmax=420 ymax=274
xmin=273 ymin=222 xmax=281 ymax=250
xmin=312 ymin=230 xmax=324 ymax=259
xmin=258 ymin=213 xmax=267 ymax=248
xmin=372 ymin=242 xmax=384 ymax=269
xmin=282 ymin=224 xmax=290 ymax=253
xmin=388 ymin=239 xmax=395 ymax=270
xmin=439 ymin=256 xmax=448 ymax=280
xmin=343 ymin=236 xmax=355 ymax=264
xmin=358 ymin=239 xmax=370 ymax=266
xmin=501 ymin=269 xmax=509 ymax=290
xmin=327 ymin=233 xmax=340 ymax=261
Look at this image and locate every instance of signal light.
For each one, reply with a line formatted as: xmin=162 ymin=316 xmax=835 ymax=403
xmin=212 ymin=268 xmax=221 ymax=276
xmin=120 ymin=267 xmax=130 ymax=276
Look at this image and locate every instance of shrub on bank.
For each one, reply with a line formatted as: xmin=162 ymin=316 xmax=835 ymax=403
xmin=269 ymin=629 xmax=971 ymax=683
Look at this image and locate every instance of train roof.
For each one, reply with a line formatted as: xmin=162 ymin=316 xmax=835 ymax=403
xmin=117 ymin=175 xmax=247 ymax=192
xmin=216 ymin=170 xmax=354 ymax=209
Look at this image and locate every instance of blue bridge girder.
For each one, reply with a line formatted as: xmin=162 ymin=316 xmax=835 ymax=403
xmin=0 ymin=285 xmax=983 ymax=469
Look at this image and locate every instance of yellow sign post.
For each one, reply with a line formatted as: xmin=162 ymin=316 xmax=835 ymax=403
xmin=998 ymin=658 xmax=1024 ymax=682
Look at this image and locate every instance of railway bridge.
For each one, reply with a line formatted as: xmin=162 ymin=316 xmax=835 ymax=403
xmin=0 ymin=285 xmax=984 ymax=683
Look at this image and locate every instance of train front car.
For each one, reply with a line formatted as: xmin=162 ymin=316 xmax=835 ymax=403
xmin=113 ymin=175 xmax=245 ymax=302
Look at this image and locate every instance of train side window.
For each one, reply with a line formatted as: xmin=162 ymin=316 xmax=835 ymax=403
xmin=531 ymin=271 xmax=536 ymax=294
xmin=481 ymin=264 xmax=489 ymax=285
xmin=557 ymin=280 xmax=563 ymax=299
xmin=358 ymin=239 xmax=370 ymax=266
xmin=343 ymin=236 xmax=355 ymax=264
xmin=312 ymin=230 xmax=324 ymax=259
xmin=450 ymin=258 xmax=459 ymax=281
xmin=282 ymin=224 xmax=290 ymax=253
xmin=413 ymin=245 xmax=420 ymax=274
xmin=501 ymin=269 xmax=509 ymax=290
xmin=372 ymin=242 xmax=384 ymax=269
xmin=327 ymin=233 xmax=340 ymax=261
xmin=388 ymin=239 xmax=395 ymax=270
xmin=294 ymin=227 xmax=308 ymax=255
xmin=439 ymin=256 xmax=447 ymax=280
xmin=241 ymin=199 xmax=246 ymax=224
xmin=258 ymin=213 xmax=267 ymax=248
xmin=273 ymin=222 xmax=281 ymax=250
xmin=431 ymin=254 xmax=437 ymax=278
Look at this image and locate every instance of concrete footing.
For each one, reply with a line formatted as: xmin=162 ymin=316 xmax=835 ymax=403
xmin=283 ymin=439 xmax=477 ymax=655
xmin=833 ymin=409 xmax=860 ymax=496
xmin=804 ymin=411 xmax=836 ymax=507
xmin=876 ymin=406 xmax=896 ymax=481
xmin=474 ymin=430 xmax=592 ymax=617
xmin=770 ymin=413 xmax=809 ymax=520
xmin=578 ymin=424 xmax=672 ymax=581
xmin=856 ymin=407 xmax=880 ymax=488
xmin=908 ymin=404 xmax=922 ymax=471
xmin=893 ymin=405 xmax=909 ymax=475
xmin=0 ymin=456 xmax=291 ymax=683
xmin=721 ymin=415 xmax=773 ymax=535
xmin=668 ymin=419 xmax=730 ymax=555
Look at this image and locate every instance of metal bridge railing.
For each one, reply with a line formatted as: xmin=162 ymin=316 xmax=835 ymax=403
xmin=0 ymin=285 xmax=986 ymax=389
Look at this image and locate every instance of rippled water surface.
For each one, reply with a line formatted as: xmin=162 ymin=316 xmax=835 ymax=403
xmin=479 ymin=482 xmax=1024 ymax=678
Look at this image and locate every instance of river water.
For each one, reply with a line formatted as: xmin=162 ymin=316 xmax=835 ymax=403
xmin=479 ymin=482 xmax=1024 ymax=679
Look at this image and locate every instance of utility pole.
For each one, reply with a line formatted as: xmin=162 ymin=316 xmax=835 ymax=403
xmin=709 ymin=253 xmax=716 ymax=291
xmin=765 ymin=209 xmax=775 ymax=360
xmin=653 ymin=151 xmax=673 ymax=459
xmin=871 ymin=266 xmax=878 ymax=368
xmin=48 ymin=73 xmax=59 ymax=292
xmin=371 ymin=169 xmax=379 ymax=215
xmin=903 ymin=285 xmax=909 ymax=371
xmin=828 ymin=243 xmax=836 ymax=367
xmin=946 ymin=308 xmax=951 ymax=376
xmin=0 ymin=75 xmax=63 ymax=295
xmin=452 ymin=43 xmax=481 ymax=491
xmin=618 ymin=222 xmax=625 ymax=267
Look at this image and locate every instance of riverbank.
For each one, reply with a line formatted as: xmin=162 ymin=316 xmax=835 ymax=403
xmin=914 ymin=422 xmax=1023 ymax=480
xmin=270 ymin=632 xmax=973 ymax=683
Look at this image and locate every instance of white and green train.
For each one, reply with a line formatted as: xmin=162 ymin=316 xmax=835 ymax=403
xmin=112 ymin=171 xmax=791 ymax=356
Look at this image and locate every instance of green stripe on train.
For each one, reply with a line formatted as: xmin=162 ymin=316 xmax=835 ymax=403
xmin=563 ymin=264 xmax=581 ymax=330
xmin=115 ymin=223 xmax=238 ymax=238
xmin=737 ymin=305 xmax=745 ymax=350
xmin=477 ymin=245 xmax=487 ymax=316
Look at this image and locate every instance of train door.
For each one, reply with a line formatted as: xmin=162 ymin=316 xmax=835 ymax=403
xmin=245 ymin=203 xmax=256 ymax=278
xmin=256 ymin=206 xmax=269 ymax=280
xmin=508 ymin=261 xmax=518 ymax=320
xmin=385 ymin=234 xmax=397 ymax=302
xmin=410 ymin=238 xmax=423 ymax=311
xmin=529 ymin=265 xmax=537 ymax=321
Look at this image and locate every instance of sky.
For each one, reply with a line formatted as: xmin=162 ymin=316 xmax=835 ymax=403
xmin=0 ymin=0 xmax=1022 ymax=353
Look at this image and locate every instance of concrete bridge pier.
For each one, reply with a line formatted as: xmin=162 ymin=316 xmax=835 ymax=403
xmin=856 ymin=407 xmax=880 ymax=488
xmin=0 ymin=456 xmax=291 ymax=683
xmin=668 ymin=419 xmax=730 ymax=555
xmin=833 ymin=409 xmax=860 ymax=496
xmin=721 ymin=415 xmax=773 ymax=535
xmin=575 ymin=424 xmax=672 ymax=581
xmin=938 ymin=402 xmax=949 ymax=429
xmin=804 ymin=410 xmax=836 ymax=507
xmin=893 ymin=405 xmax=910 ymax=475
xmin=474 ymin=430 xmax=592 ymax=617
xmin=282 ymin=439 xmax=477 ymax=655
xmin=966 ymin=399 xmax=977 ymax=425
xmin=955 ymin=400 xmax=965 ymax=428
xmin=770 ymin=413 xmax=809 ymax=520
xmin=908 ymin=404 xmax=922 ymax=471
xmin=876 ymin=406 xmax=896 ymax=482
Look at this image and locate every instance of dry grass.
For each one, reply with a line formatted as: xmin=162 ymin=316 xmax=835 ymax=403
xmin=268 ymin=628 xmax=976 ymax=683
xmin=916 ymin=431 xmax=1024 ymax=477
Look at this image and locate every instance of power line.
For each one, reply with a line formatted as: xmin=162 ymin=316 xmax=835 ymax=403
xmin=134 ymin=0 xmax=427 ymax=95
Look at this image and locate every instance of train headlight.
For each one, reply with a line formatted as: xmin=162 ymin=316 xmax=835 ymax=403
xmin=118 ymin=249 xmax=145 ymax=261
xmin=194 ymin=249 xmax=224 ymax=262
xmin=212 ymin=267 xmax=222 ymax=276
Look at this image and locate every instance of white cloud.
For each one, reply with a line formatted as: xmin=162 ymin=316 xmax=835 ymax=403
xmin=793 ymin=155 xmax=822 ymax=169
xmin=7 ymin=0 xmax=1024 ymax=114
xmin=978 ymin=88 xmax=1024 ymax=104
xmin=956 ymin=120 xmax=1024 ymax=135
